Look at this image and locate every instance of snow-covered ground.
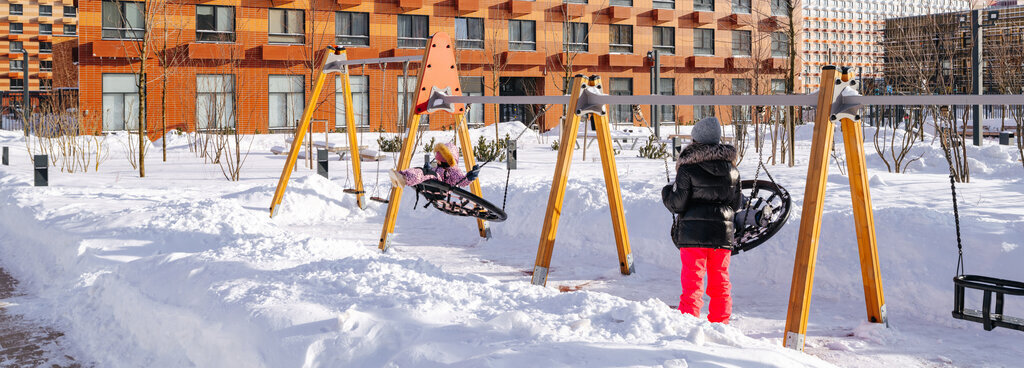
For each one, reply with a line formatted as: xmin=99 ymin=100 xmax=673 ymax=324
xmin=0 ymin=122 xmax=1021 ymax=367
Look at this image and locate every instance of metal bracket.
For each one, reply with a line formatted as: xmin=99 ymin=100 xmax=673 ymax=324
xmin=785 ymin=332 xmax=806 ymax=351
xmin=879 ymin=304 xmax=889 ymax=328
xmin=425 ymin=87 xmax=455 ymax=114
xmin=829 ymin=67 xmax=863 ymax=122
xmin=530 ymin=266 xmax=549 ymax=286
xmin=624 ymin=253 xmax=635 ymax=274
xmin=575 ymin=86 xmax=607 ymax=116
xmin=482 ymin=223 xmax=492 ymax=239
xmin=322 ymin=47 xmax=349 ymax=75
xmin=380 ymin=234 xmax=393 ymax=253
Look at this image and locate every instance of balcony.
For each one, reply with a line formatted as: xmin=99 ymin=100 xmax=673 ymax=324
xmin=91 ymin=40 xmax=142 ymax=58
xmin=760 ymin=16 xmax=784 ymax=31
xmin=36 ymin=72 xmax=53 ymax=79
xmin=336 ymin=0 xmax=361 ymax=6
xmin=457 ymin=0 xmax=480 ymax=12
xmin=727 ymin=57 xmax=753 ymax=69
xmin=8 ymin=72 xmax=24 ymax=79
xmin=689 ymin=56 xmax=725 ymax=69
xmin=398 ymin=0 xmax=421 ymax=10
xmin=39 ymin=53 xmax=53 ymax=60
xmin=558 ymin=52 xmax=598 ymax=67
xmin=38 ymin=16 xmax=55 ymax=24
xmin=345 ymin=47 xmax=378 ymax=59
xmin=560 ymin=3 xmax=584 ymax=19
xmin=458 ymin=49 xmax=490 ymax=64
xmin=7 ymin=15 xmax=27 ymax=22
xmin=766 ymin=58 xmax=788 ymax=70
xmin=728 ymin=13 xmax=753 ymax=27
xmin=502 ymin=51 xmax=544 ymax=66
xmin=7 ymin=34 xmax=32 ymax=42
xmin=270 ymin=0 xmax=295 ymax=6
xmin=609 ymin=6 xmax=631 ymax=20
xmin=261 ymin=44 xmax=306 ymax=61
xmin=651 ymin=9 xmax=674 ymax=24
xmin=509 ymin=1 xmax=531 ymax=16
xmin=36 ymin=35 xmax=53 ymax=42
xmin=691 ymin=11 xmax=713 ymax=25
xmin=604 ymin=54 xmax=643 ymax=67
xmin=189 ymin=43 xmax=246 ymax=60
xmin=61 ymin=17 xmax=77 ymax=24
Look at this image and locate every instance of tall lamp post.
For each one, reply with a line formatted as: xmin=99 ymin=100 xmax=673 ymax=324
xmin=961 ymin=9 xmax=1000 ymax=146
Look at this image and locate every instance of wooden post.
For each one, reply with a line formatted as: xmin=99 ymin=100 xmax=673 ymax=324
xmin=532 ymin=75 xmax=587 ymax=286
xmin=841 ymin=117 xmax=887 ymax=326
xmin=378 ymin=111 xmax=421 ymax=251
xmin=339 ymin=53 xmax=366 ymax=209
xmin=589 ymin=77 xmax=634 ymax=276
xmin=784 ymin=66 xmax=838 ymax=350
xmin=270 ymin=71 xmax=329 ymax=217
xmin=454 ymin=114 xmax=491 ymax=238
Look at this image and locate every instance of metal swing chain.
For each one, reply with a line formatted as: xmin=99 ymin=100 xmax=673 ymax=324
xmin=940 ymin=126 xmax=966 ymax=276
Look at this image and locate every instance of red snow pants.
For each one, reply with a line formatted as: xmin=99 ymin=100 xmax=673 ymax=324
xmin=678 ymin=247 xmax=732 ymax=324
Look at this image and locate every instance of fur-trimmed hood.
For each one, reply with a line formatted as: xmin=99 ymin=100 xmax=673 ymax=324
xmin=677 ymin=143 xmax=738 ymax=169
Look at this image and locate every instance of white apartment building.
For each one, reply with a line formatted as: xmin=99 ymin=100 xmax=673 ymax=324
xmin=801 ymin=0 xmax=971 ymax=92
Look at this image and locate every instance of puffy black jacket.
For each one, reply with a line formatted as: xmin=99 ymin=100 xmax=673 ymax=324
xmin=661 ymin=143 xmax=742 ymax=250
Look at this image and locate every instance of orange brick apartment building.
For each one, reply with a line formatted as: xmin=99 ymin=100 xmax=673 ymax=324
xmin=2 ymin=0 xmax=78 ymax=92
xmin=78 ymin=0 xmax=800 ymax=134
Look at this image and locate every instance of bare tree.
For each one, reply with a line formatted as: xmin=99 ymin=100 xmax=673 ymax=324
xmin=986 ymin=23 xmax=1024 ymax=169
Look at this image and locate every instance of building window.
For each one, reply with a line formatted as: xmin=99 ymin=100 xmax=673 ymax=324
xmin=653 ymin=0 xmax=674 ymax=9
xmin=336 ymin=12 xmax=369 ymax=47
xmin=771 ymin=32 xmax=788 ymax=57
xmin=397 ymin=14 xmax=428 ymax=48
xmin=10 ymin=4 xmax=22 ymax=15
xmin=771 ymin=0 xmax=789 ymax=16
xmin=10 ymin=41 xmax=24 ymax=53
xmin=102 ymin=73 xmax=140 ymax=131
xmin=610 ymin=0 xmax=632 ymax=6
xmin=610 ymin=78 xmax=632 ymax=124
xmin=40 ymin=80 xmax=52 ymax=91
xmin=461 ymin=76 xmax=484 ymax=125
xmin=40 ymin=42 xmax=52 ymax=53
xmin=653 ymin=26 xmax=674 ymax=54
xmin=771 ymin=79 xmax=786 ymax=94
xmin=732 ymin=30 xmax=751 ymax=56
xmin=196 ymin=75 xmax=235 ymax=130
xmin=609 ymin=25 xmax=632 ymax=54
xmin=196 ymin=5 xmax=234 ymax=43
xmin=693 ymin=78 xmax=714 ymax=120
xmin=268 ymin=75 xmax=304 ymax=129
xmin=63 ymin=24 xmax=76 ymax=36
xmin=40 ymin=5 xmax=52 ymax=17
xmin=102 ymin=0 xmax=145 ymax=40
xmin=732 ymin=0 xmax=751 ymax=14
xmin=10 ymin=79 xmax=25 ymax=91
xmin=658 ymin=78 xmax=675 ymax=123
xmin=10 ymin=23 xmax=23 ymax=34
xmin=336 ymin=75 xmax=369 ymax=128
xmin=64 ymin=5 xmax=76 ymax=17
xmin=397 ymin=76 xmax=429 ymax=125
xmin=455 ymin=17 xmax=484 ymax=50
xmin=731 ymin=79 xmax=751 ymax=123
xmin=509 ymin=20 xmax=536 ymax=51
xmin=269 ymin=8 xmax=303 ymax=44
xmin=40 ymin=24 xmax=53 ymax=35
xmin=41 ymin=60 xmax=53 ymax=71
xmin=563 ymin=22 xmax=588 ymax=52
xmin=694 ymin=0 xmax=713 ymax=11
xmin=694 ymin=29 xmax=714 ymax=56
xmin=10 ymin=59 xmax=26 ymax=72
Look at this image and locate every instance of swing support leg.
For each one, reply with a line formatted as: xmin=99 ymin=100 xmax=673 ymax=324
xmin=454 ymin=114 xmax=491 ymax=239
xmin=339 ymin=54 xmax=366 ymax=210
xmin=531 ymin=75 xmax=633 ymax=286
xmin=841 ymin=117 xmax=887 ymax=326
xmin=270 ymin=70 xmax=330 ymax=217
xmin=378 ymin=112 xmax=421 ymax=252
xmin=784 ymin=66 xmax=837 ymax=351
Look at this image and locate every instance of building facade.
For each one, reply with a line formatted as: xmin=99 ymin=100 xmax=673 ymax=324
xmin=1 ymin=0 xmax=78 ymax=93
xmin=801 ymin=0 xmax=968 ymax=93
xmin=78 ymin=0 xmax=800 ymax=135
xmin=883 ymin=4 xmax=1024 ymax=96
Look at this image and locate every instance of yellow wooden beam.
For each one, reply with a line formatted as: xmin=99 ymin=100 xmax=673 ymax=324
xmin=840 ymin=117 xmax=887 ymax=326
xmin=339 ymin=57 xmax=366 ymax=210
xmin=589 ymin=77 xmax=634 ymax=276
xmin=377 ymin=112 xmax=421 ymax=252
xmin=784 ymin=66 xmax=838 ymax=351
xmin=270 ymin=71 xmax=329 ymax=218
xmin=531 ymin=75 xmax=587 ymax=286
xmin=454 ymin=114 xmax=491 ymax=238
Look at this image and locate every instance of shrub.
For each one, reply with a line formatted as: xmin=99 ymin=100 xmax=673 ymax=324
xmin=551 ymin=139 xmax=560 ymax=151
xmin=474 ymin=135 xmax=508 ymax=162
xmin=637 ymin=135 xmax=670 ymax=159
xmin=377 ymin=134 xmax=403 ymax=153
xmin=422 ymin=137 xmax=437 ymax=153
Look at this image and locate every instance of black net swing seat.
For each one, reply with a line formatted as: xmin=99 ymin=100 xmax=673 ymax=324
xmin=412 ymin=179 xmax=508 ymax=222
xmin=732 ymin=179 xmax=793 ymax=255
xmin=953 ymin=275 xmax=1024 ymax=332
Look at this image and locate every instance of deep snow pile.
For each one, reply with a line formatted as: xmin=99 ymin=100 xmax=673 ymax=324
xmin=0 ymin=122 xmax=1021 ymax=367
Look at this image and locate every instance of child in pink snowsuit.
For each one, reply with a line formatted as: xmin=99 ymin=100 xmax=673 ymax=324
xmin=661 ymin=117 xmax=742 ymax=324
xmin=389 ymin=143 xmax=476 ymax=188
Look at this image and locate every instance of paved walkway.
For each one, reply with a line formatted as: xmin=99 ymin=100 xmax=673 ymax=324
xmin=0 ymin=268 xmax=85 ymax=367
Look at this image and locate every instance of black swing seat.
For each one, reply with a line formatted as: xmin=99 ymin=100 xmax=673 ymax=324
xmin=343 ymin=189 xmax=365 ymax=194
xmin=953 ymin=274 xmax=1024 ymax=332
xmin=369 ymin=196 xmax=389 ymax=204
xmin=732 ymin=179 xmax=793 ymax=255
xmin=412 ymin=179 xmax=507 ymax=222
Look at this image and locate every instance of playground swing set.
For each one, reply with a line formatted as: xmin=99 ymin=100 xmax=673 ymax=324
xmin=269 ymin=32 xmax=1024 ymax=351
